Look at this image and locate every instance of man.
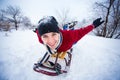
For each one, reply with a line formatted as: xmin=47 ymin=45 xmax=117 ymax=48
xmin=34 ymin=16 xmax=104 ymax=76
xmin=36 ymin=16 xmax=104 ymax=53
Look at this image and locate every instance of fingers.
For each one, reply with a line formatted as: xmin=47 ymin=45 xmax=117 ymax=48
xmin=97 ymin=18 xmax=101 ymax=21
xmin=98 ymin=18 xmax=104 ymax=24
xmin=100 ymin=20 xmax=104 ymax=24
xmin=99 ymin=18 xmax=102 ymax=20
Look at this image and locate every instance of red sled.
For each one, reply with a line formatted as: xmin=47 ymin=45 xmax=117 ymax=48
xmin=33 ymin=63 xmax=67 ymax=76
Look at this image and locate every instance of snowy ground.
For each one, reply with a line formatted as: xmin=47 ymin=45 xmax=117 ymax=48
xmin=0 ymin=30 xmax=120 ymax=80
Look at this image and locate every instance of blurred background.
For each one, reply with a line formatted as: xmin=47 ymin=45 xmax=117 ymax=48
xmin=0 ymin=0 xmax=120 ymax=39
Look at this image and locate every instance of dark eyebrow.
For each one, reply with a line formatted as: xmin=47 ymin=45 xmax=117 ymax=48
xmin=42 ymin=34 xmax=48 ymax=38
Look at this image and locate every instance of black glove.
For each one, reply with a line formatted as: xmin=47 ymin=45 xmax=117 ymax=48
xmin=93 ymin=18 xmax=104 ymax=28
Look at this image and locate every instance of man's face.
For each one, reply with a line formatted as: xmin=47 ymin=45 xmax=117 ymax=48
xmin=41 ymin=32 xmax=60 ymax=50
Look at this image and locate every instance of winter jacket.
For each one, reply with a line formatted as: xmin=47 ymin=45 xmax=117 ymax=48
xmin=36 ymin=25 xmax=94 ymax=53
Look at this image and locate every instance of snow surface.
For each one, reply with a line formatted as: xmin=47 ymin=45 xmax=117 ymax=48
xmin=0 ymin=30 xmax=120 ymax=80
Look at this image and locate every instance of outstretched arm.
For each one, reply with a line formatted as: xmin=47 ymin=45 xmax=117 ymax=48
xmin=70 ymin=18 xmax=104 ymax=43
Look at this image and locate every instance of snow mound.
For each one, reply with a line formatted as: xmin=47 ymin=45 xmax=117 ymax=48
xmin=0 ymin=30 xmax=120 ymax=80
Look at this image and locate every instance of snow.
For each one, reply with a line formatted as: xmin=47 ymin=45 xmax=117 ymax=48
xmin=0 ymin=30 xmax=120 ymax=80
xmin=38 ymin=16 xmax=54 ymax=24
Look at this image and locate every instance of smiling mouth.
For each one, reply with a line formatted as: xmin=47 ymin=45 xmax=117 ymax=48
xmin=50 ymin=44 xmax=56 ymax=47
xmin=49 ymin=45 xmax=54 ymax=47
xmin=48 ymin=42 xmax=57 ymax=49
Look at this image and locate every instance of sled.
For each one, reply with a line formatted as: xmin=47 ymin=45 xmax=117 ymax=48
xmin=33 ymin=50 xmax=72 ymax=76
xmin=33 ymin=63 xmax=67 ymax=76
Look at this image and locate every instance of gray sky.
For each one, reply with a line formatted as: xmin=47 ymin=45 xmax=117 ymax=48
xmin=0 ymin=0 xmax=102 ymax=24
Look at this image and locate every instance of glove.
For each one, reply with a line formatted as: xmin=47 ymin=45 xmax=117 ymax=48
xmin=93 ymin=18 xmax=104 ymax=28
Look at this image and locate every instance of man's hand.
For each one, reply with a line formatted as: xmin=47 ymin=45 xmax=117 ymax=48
xmin=93 ymin=18 xmax=104 ymax=28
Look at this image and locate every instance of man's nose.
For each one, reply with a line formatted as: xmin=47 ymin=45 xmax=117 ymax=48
xmin=47 ymin=37 xmax=54 ymax=45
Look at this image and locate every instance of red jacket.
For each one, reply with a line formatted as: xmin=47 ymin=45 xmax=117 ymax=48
xmin=36 ymin=25 xmax=94 ymax=53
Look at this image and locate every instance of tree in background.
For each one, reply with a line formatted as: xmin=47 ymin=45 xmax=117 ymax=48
xmin=1 ymin=5 xmax=22 ymax=30
xmin=0 ymin=5 xmax=32 ymax=31
xmin=93 ymin=0 xmax=120 ymax=39
xmin=55 ymin=9 xmax=77 ymax=29
xmin=21 ymin=16 xmax=32 ymax=29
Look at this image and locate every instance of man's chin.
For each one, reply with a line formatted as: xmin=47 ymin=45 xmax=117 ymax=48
xmin=48 ymin=46 xmax=55 ymax=50
xmin=48 ymin=44 xmax=58 ymax=50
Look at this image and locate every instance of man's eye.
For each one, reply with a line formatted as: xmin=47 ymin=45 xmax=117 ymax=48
xmin=42 ymin=35 xmax=48 ymax=38
xmin=52 ymin=33 xmax=57 ymax=36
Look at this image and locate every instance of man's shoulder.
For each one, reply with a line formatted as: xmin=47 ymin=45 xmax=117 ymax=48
xmin=60 ymin=29 xmax=75 ymax=39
